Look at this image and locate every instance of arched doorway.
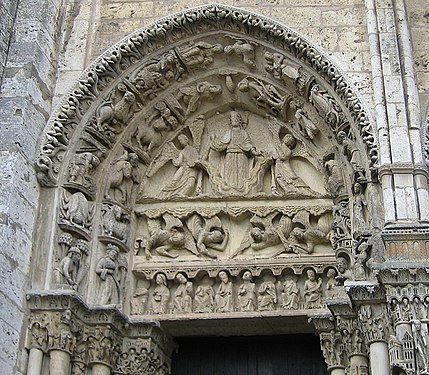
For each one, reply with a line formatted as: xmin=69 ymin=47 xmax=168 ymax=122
xmin=26 ymin=4 xmax=380 ymax=375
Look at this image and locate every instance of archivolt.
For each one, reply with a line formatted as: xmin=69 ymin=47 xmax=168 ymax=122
xmin=35 ymin=4 xmax=377 ymax=188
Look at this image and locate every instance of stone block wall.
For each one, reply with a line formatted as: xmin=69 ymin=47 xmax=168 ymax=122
xmin=0 ymin=0 xmax=65 ymax=373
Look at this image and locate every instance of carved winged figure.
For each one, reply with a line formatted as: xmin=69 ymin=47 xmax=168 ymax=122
xmin=176 ymin=81 xmax=222 ymax=117
xmin=143 ymin=132 xmax=206 ymax=199
xmin=137 ymin=213 xmax=199 ymax=259
xmin=231 ymin=213 xmax=294 ymax=258
xmin=276 ymin=210 xmax=332 ymax=255
xmin=186 ymin=214 xmax=229 ymax=259
xmin=224 ymin=35 xmax=257 ymax=67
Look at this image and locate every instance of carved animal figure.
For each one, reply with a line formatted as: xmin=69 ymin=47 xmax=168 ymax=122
xmin=138 ymin=213 xmax=199 ymax=259
xmin=96 ymin=89 xmax=136 ymax=131
xmin=64 ymin=192 xmax=90 ymax=228
xmin=134 ymin=119 xmax=166 ymax=154
xmin=102 ymin=205 xmax=130 ymax=241
xmin=106 ymin=151 xmax=139 ymax=205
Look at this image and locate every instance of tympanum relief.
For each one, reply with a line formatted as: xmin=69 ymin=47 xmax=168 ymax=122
xmin=41 ymin=25 xmax=379 ymax=322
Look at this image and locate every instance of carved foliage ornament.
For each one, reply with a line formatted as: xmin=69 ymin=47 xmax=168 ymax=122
xmin=35 ymin=4 xmax=377 ymax=187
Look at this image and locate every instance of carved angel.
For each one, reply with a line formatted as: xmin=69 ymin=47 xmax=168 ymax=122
xmin=238 ymin=76 xmax=287 ymax=116
xmin=231 ymin=213 xmax=293 ymax=258
xmin=143 ymin=133 xmax=206 ymax=199
xmin=186 ymin=214 xmax=229 ymax=259
xmin=137 ymin=213 xmax=199 ymax=259
xmin=177 ymin=42 xmax=223 ymax=70
xmin=176 ymin=81 xmax=222 ymax=117
xmin=224 ymin=35 xmax=257 ymax=67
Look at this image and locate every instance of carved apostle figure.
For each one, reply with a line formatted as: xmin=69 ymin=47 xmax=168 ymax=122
xmin=257 ymin=278 xmax=277 ymax=311
xmin=209 ymin=111 xmax=261 ymax=194
xmin=237 ymin=271 xmax=256 ymax=312
xmin=280 ymin=275 xmax=299 ymax=310
xmin=53 ymin=246 xmax=82 ymax=289
xmin=173 ymin=273 xmax=193 ymax=314
xmin=215 ymin=271 xmax=233 ymax=313
xmin=95 ymin=244 xmax=121 ymax=305
xmin=303 ymin=269 xmax=322 ymax=309
xmin=150 ymin=273 xmax=170 ymax=314
xmin=193 ymin=278 xmax=215 ymax=313
xmin=131 ymin=287 xmax=149 ymax=315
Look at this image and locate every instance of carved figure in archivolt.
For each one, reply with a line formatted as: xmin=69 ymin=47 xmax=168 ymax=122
xmin=332 ymin=201 xmax=351 ymax=243
xmin=351 ymin=182 xmax=369 ymax=237
xmin=258 ymin=277 xmax=277 ymax=311
xmin=173 ymin=273 xmax=193 ymax=314
xmin=303 ymin=269 xmax=322 ymax=309
xmin=95 ymin=244 xmax=127 ymax=306
xmin=337 ymin=131 xmax=366 ymax=183
xmin=106 ymin=150 xmax=140 ymax=205
xmin=279 ymin=275 xmax=299 ymax=310
xmin=232 ymin=213 xmax=293 ymax=258
xmin=309 ymin=84 xmax=342 ymax=130
xmin=186 ymin=214 xmax=229 ymax=259
xmin=215 ymin=271 xmax=233 ymax=313
xmin=68 ymin=152 xmax=100 ymax=188
xmin=176 ymin=81 xmax=222 ymax=117
xmin=131 ymin=51 xmax=181 ymax=100
xmin=137 ymin=213 xmax=199 ymax=259
xmin=193 ymin=277 xmax=215 ymax=313
xmin=59 ymin=191 xmax=94 ymax=232
xmin=101 ymin=204 xmax=130 ymax=242
xmin=177 ymin=41 xmax=223 ymax=70
xmin=237 ymin=271 xmax=256 ymax=312
xmin=336 ymin=256 xmax=352 ymax=284
xmin=224 ymin=35 xmax=257 ymax=68
xmin=324 ymin=156 xmax=346 ymax=197
xmin=150 ymin=273 xmax=170 ymax=314
xmin=238 ymin=77 xmax=288 ymax=116
xmin=207 ymin=110 xmax=266 ymax=195
xmin=292 ymin=105 xmax=319 ymax=141
xmin=95 ymin=83 xmax=141 ymax=141
xmin=53 ymin=246 xmax=82 ymax=290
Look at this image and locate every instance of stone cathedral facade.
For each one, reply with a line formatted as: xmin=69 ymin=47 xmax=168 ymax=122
xmin=0 ymin=1 xmax=429 ymax=374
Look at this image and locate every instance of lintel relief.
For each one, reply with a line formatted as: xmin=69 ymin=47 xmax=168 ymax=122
xmin=33 ymin=5 xmax=381 ymax=328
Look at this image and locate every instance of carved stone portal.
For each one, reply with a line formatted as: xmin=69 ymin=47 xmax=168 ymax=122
xmin=31 ymin=4 xmax=383 ymax=375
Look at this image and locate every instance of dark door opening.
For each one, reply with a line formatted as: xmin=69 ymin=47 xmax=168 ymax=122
xmin=171 ymin=334 xmax=328 ymax=375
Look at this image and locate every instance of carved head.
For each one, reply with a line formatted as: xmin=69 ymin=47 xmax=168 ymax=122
xmin=155 ymin=273 xmax=167 ymax=286
xmin=307 ymin=269 xmax=316 ymax=281
xmin=68 ymin=246 xmax=82 ymax=261
xmin=336 ymin=257 xmax=348 ymax=273
xmin=106 ymin=244 xmax=119 ymax=259
xmin=250 ymin=227 xmax=264 ymax=242
xmin=176 ymin=273 xmax=187 ymax=284
xmin=282 ymin=134 xmax=296 ymax=149
xmin=178 ymin=134 xmax=189 ymax=148
xmin=242 ymin=271 xmax=252 ymax=281
xmin=208 ymin=230 xmax=224 ymax=243
xmin=219 ymin=271 xmax=229 ymax=283
xmin=326 ymin=268 xmax=337 ymax=279
xmin=230 ymin=111 xmax=242 ymax=128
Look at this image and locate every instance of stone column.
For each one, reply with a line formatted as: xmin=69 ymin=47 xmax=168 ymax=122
xmin=49 ymin=349 xmax=71 ymax=375
xmin=330 ymin=368 xmax=345 ymax=375
xmin=358 ymin=305 xmax=390 ymax=375
xmin=349 ymin=354 xmax=369 ymax=375
xmin=27 ymin=348 xmax=44 ymax=375
xmin=92 ymin=363 xmax=111 ymax=375
xmin=369 ymin=342 xmax=389 ymax=375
